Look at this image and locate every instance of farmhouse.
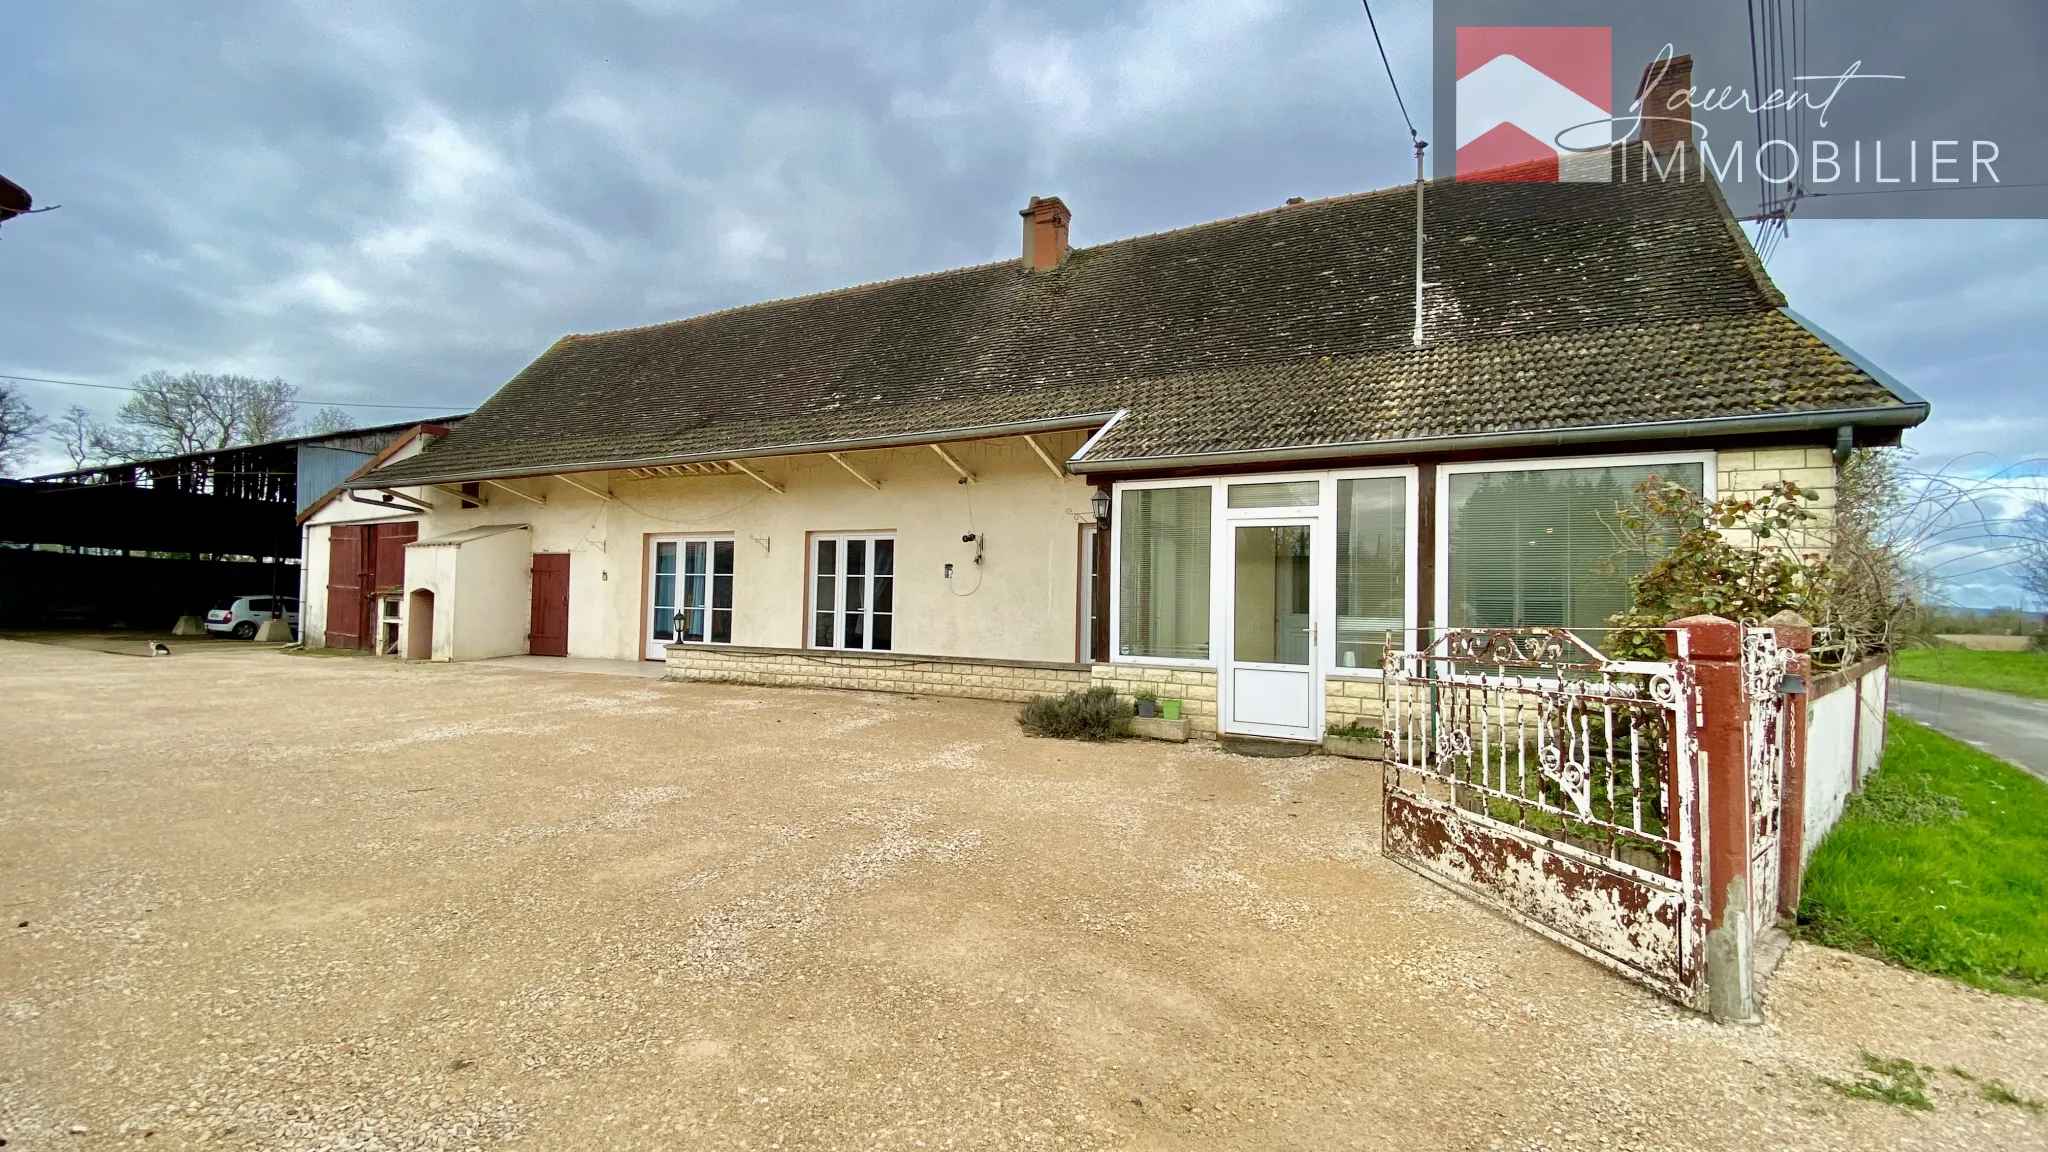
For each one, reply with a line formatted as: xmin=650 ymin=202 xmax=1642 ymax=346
xmin=304 ymin=149 xmax=1925 ymax=744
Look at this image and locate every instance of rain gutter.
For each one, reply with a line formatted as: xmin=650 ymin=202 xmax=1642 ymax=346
xmin=1068 ymin=403 xmax=1930 ymax=476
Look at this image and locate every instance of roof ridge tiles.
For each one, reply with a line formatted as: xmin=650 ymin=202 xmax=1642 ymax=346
xmin=548 ymin=182 xmax=1441 ymax=346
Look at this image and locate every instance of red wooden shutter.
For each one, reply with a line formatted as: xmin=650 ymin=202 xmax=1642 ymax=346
xmin=529 ymin=553 xmax=571 ymax=656
xmin=325 ymin=525 xmax=368 ymax=649
xmin=373 ymin=521 xmax=418 ymax=591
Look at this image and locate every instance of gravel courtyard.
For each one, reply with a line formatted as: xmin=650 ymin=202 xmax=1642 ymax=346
xmin=2 ymin=638 xmax=2043 ymax=1151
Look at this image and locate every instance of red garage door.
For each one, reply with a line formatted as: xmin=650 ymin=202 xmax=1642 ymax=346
xmin=325 ymin=525 xmax=370 ymax=649
xmin=530 ymin=553 xmax=570 ymax=656
xmin=325 ymin=522 xmax=418 ymax=651
xmin=373 ymin=521 xmax=418 ymax=591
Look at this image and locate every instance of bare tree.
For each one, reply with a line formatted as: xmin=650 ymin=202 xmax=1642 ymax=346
xmin=114 ymin=371 xmax=299 ymax=456
xmin=2021 ymin=501 xmax=2048 ymax=613
xmin=301 ymin=406 xmax=358 ymax=436
xmin=50 ymin=404 xmax=103 ymax=469
xmin=1819 ymin=447 xmax=1921 ymax=664
xmin=0 ymin=382 xmax=45 ymax=474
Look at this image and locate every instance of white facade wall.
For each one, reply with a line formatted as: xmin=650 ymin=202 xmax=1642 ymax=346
xmin=318 ymin=432 xmax=1097 ymax=664
xmin=1802 ymin=661 xmax=1889 ymax=862
xmin=1804 ymin=682 xmax=1857 ymax=859
xmin=402 ymin=526 xmax=533 ymax=661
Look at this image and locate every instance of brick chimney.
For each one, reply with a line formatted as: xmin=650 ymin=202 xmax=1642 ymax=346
xmin=1019 ymin=195 xmax=1071 ymax=270
xmin=1635 ymin=53 xmax=1695 ymax=157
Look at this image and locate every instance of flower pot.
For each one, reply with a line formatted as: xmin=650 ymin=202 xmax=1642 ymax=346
xmin=1135 ymin=699 xmax=1158 ymax=719
xmin=1323 ymin=735 xmax=1385 ymax=761
xmin=1160 ymin=699 xmax=1182 ymax=721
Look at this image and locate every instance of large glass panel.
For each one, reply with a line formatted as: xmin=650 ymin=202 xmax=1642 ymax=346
xmin=813 ymin=539 xmax=837 ymax=647
xmin=651 ymin=541 xmax=677 ymax=642
xmin=1233 ymin=525 xmax=1313 ymax=665
xmin=1447 ymin=462 xmax=1705 ymax=632
xmin=1336 ymin=477 xmax=1406 ymax=670
xmin=845 ymin=539 xmax=867 ymax=649
xmin=681 ymin=540 xmax=708 ymax=642
xmin=870 ymin=538 xmax=894 ymax=651
xmin=710 ymin=540 xmax=734 ymax=644
xmin=1079 ymin=527 xmax=1100 ymax=662
xmin=1228 ymin=480 xmax=1319 ymax=509
xmin=1118 ymin=486 xmax=1212 ymax=660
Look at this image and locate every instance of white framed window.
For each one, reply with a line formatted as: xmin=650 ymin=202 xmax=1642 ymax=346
xmin=648 ymin=536 xmax=734 ymax=659
xmin=1437 ymin=452 xmax=1714 ymax=633
xmin=1109 ymin=469 xmax=1419 ymax=674
xmin=1330 ymin=470 xmax=1416 ymax=674
xmin=811 ymin=534 xmax=895 ymax=651
xmin=1115 ymin=483 xmax=1213 ymax=661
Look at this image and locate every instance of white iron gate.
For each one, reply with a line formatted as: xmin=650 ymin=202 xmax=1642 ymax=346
xmin=1379 ymin=628 xmax=1710 ymax=1009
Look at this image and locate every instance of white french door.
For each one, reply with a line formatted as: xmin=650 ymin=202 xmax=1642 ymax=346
xmin=810 ymin=534 xmax=895 ymax=651
xmin=1222 ymin=519 xmax=1321 ymax=740
xmin=646 ymin=536 xmax=734 ymax=660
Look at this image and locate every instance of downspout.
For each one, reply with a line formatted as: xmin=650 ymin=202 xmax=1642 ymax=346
xmin=290 ymin=520 xmax=310 ymax=650
xmin=1832 ymin=425 xmax=1855 ymax=467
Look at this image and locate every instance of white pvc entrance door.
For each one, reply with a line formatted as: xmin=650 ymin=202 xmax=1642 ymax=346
xmin=1226 ymin=521 xmax=1319 ymax=739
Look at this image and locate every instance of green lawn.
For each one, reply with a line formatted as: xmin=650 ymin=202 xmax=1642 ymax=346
xmin=1798 ymin=717 xmax=2048 ymax=998
xmin=1891 ymin=647 xmax=2048 ymax=700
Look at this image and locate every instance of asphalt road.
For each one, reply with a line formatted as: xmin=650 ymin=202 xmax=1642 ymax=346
xmin=1890 ymin=678 xmax=2048 ymax=781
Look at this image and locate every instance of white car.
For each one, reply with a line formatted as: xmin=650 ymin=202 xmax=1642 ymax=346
xmin=204 ymin=595 xmax=300 ymax=640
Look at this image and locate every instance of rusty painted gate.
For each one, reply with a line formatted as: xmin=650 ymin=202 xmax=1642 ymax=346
xmin=1379 ymin=628 xmax=1710 ymax=1010
xmin=1742 ymin=625 xmax=1798 ymax=943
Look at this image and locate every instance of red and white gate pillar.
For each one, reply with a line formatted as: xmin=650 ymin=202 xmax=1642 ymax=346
xmin=1664 ymin=614 xmax=1757 ymax=1022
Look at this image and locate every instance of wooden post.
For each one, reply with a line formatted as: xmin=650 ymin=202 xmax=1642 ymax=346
xmin=1415 ymin=463 xmax=1437 ymax=639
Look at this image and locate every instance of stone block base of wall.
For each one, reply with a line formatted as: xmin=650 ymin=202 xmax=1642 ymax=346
xmin=1089 ymin=664 xmax=1220 ymax=739
xmin=665 ymin=644 xmax=1091 ymax=703
xmin=1325 ymin=676 xmax=1392 ymax=734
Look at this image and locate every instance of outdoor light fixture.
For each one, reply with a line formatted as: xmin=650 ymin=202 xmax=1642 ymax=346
xmin=1091 ymin=489 xmax=1111 ymax=524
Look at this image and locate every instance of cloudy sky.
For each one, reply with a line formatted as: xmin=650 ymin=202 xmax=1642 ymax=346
xmin=2 ymin=1 xmax=2042 ymax=604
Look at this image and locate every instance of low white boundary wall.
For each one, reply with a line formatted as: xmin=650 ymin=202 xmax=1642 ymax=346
xmin=1802 ymin=656 xmax=1889 ymax=862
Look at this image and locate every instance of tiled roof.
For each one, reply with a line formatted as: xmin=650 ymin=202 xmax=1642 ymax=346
xmin=363 ymin=168 xmax=1922 ymax=487
xmin=1076 ymin=310 xmax=1916 ymax=466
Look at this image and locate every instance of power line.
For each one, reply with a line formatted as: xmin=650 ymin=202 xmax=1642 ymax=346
xmin=1359 ymin=0 xmax=1418 ymax=142
xmin=0 ymin=372 xmax=467 ymax=412
xmin=1807 ymin=180 xmax=2048 ymax=199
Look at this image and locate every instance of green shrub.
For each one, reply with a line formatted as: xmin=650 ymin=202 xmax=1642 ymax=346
xmin=1326 ymin=723 xmax=1382 ymax=740
xmin=1604 ymin=478 xmax=1828 ymax=662
xmin=1018 ymin=687 xmax=1133 ymax=741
